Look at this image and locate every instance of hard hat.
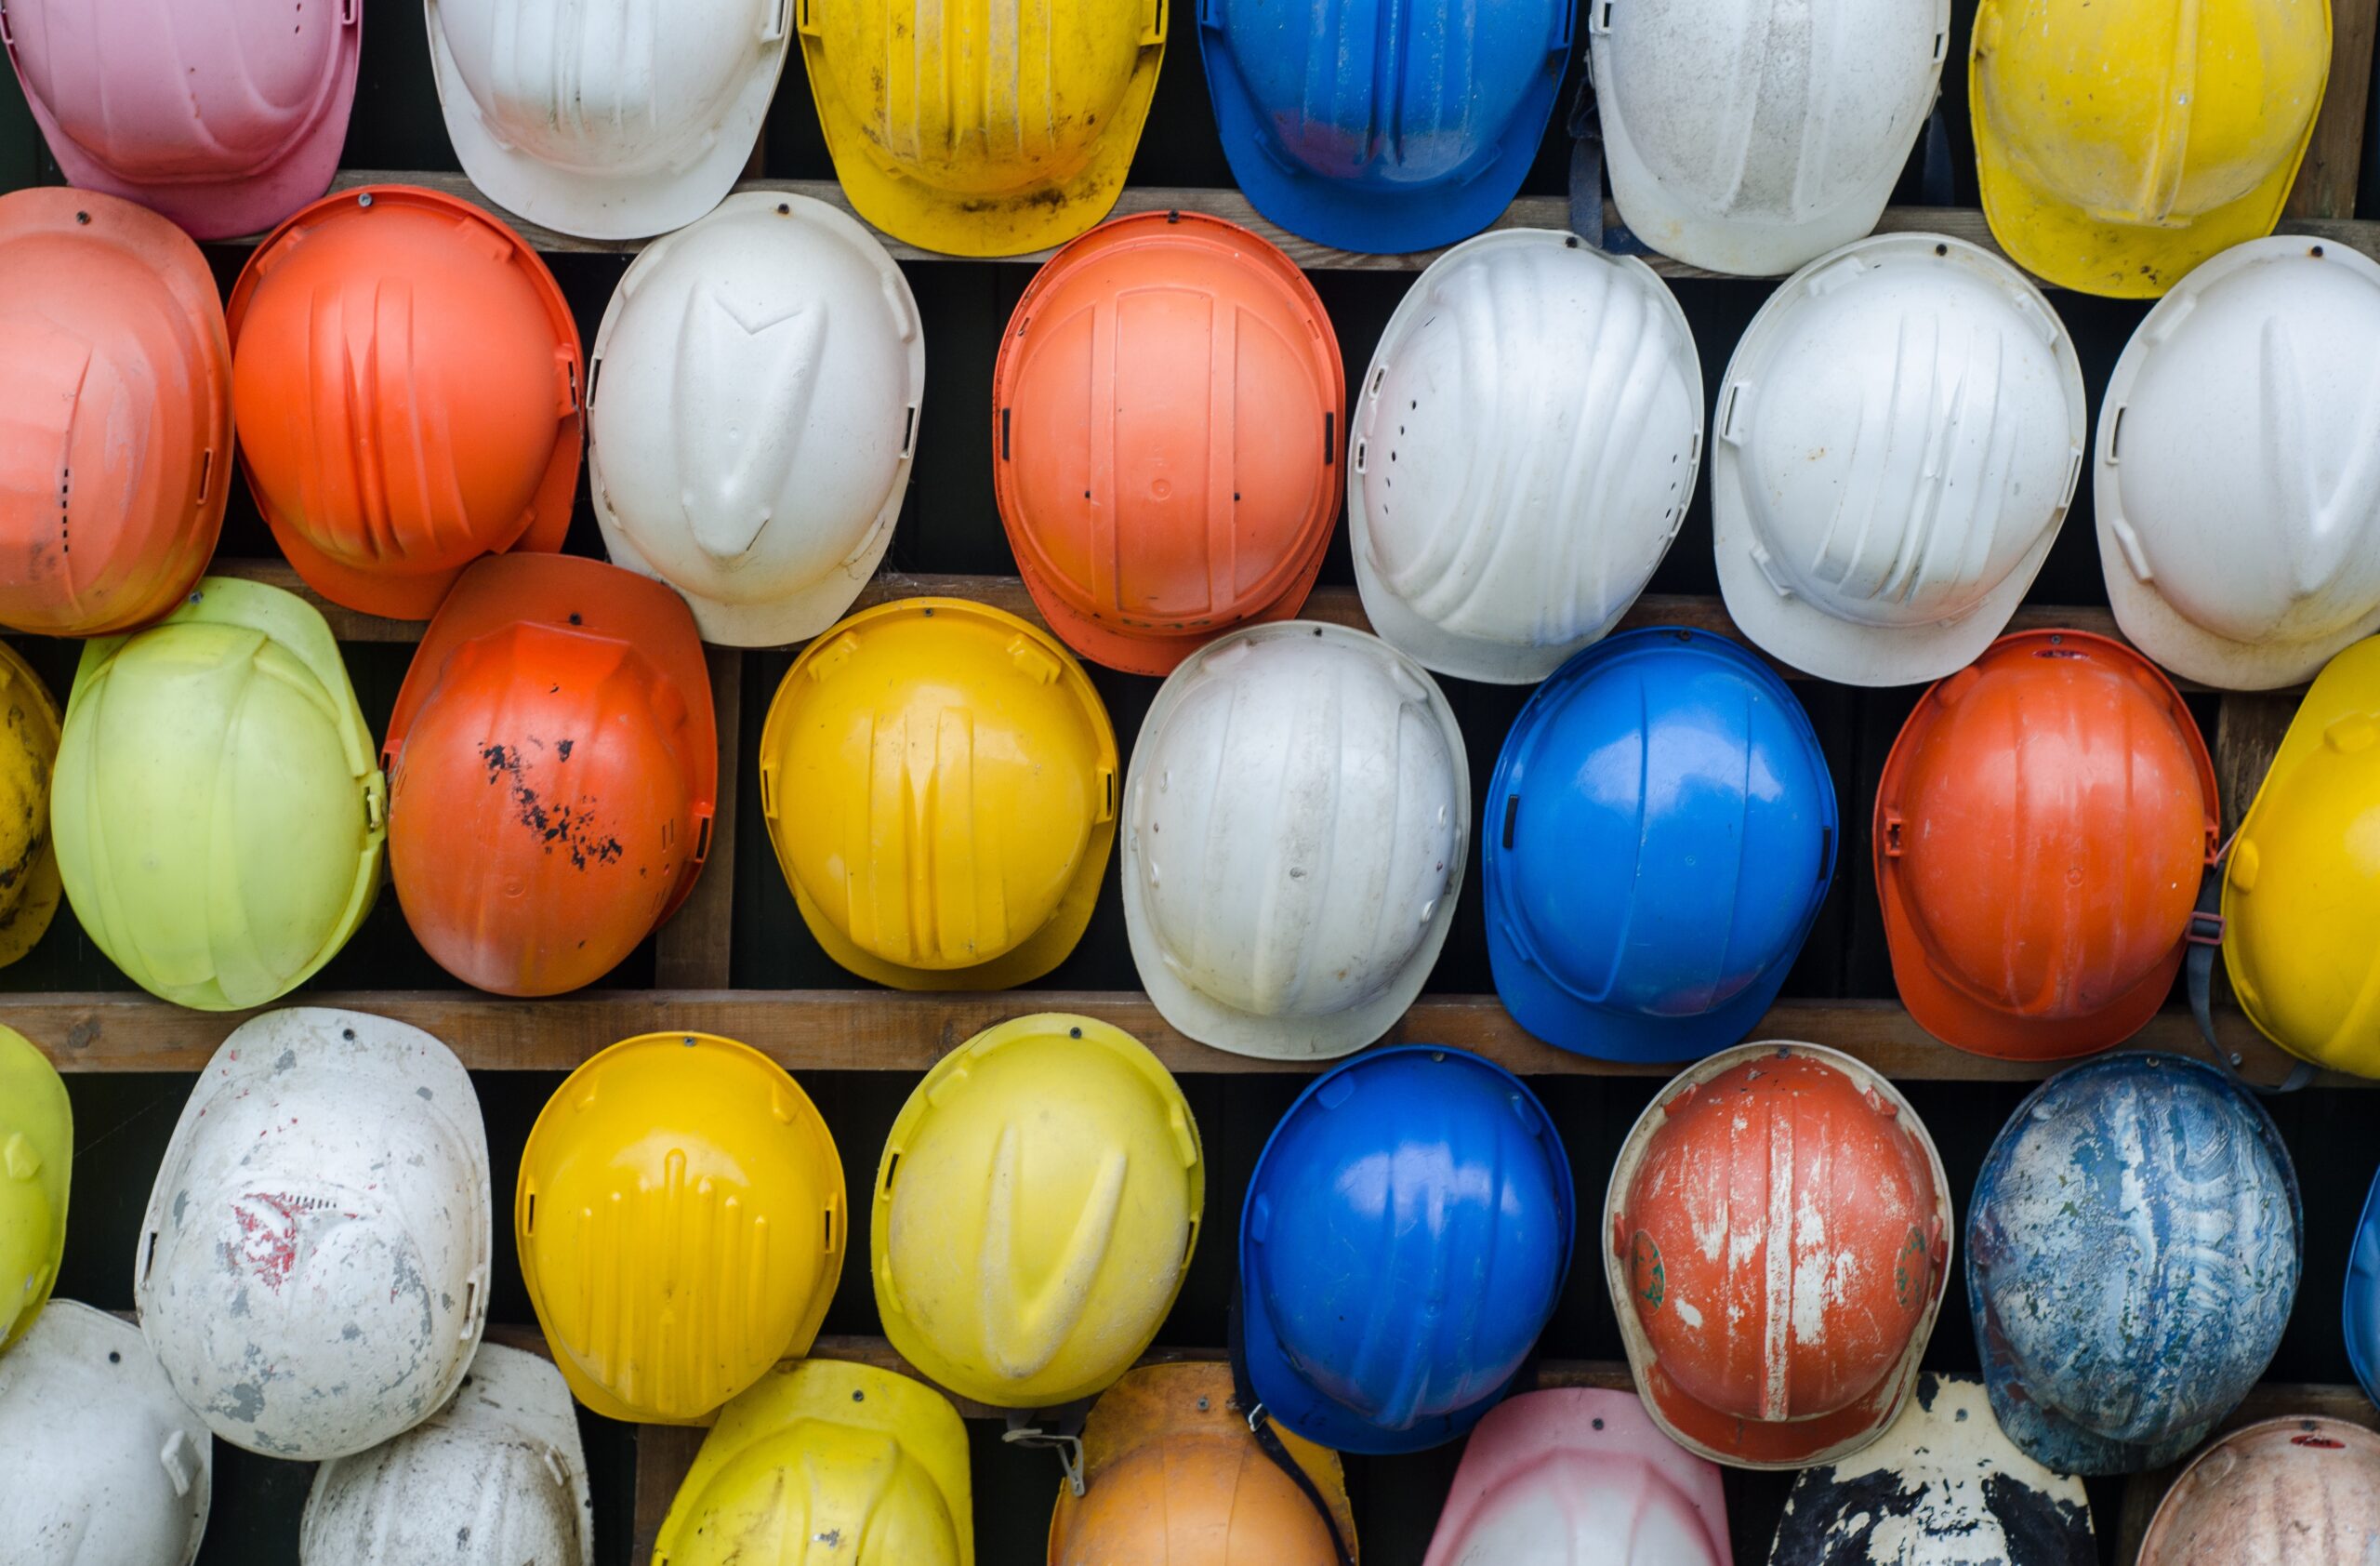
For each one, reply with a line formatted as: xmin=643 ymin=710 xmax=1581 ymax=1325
xmin=136 ymin=1008 xmax=492 ymax=1460
xmin=300 ymin=1342 xmax=592 ymax=1566
xmin=1421 ymin=1388 xmax=1729 ymax=1566
xmin=0 ymin=188 xmax=228 ymax=638
xmin=427 ymin=0 xmax=791 ymax=242
xmin=1967 ymin=1053 xmax=2300 ymax=1475
xmin=2 ymin=0 xmax=359 ymax=240
xmin=384 ymin=554 xmax=716 ymax=997
xmin=0 ymin=1300 xmax=211 ymax=1566
xmin=1876 ymin=630 xmax=2217 ymax=1060
xmin=1201 ymin=0 xmax=1568 ymax=254
xmin=0 ymin=1028 xmax=69 ymax=1352
xmin=655 ymin=1360 xmax=972 ymax=1566
xmin=2138 ymin=1417 xmax=2380 ymax=1564
xmin=1348 ymin=231 xmax=1704 ymax=683
xmin=874 ymin=1015 xmax=1202 ymax=1411
xmin=1768 ymin=1374 xmax=2095 ymax=1566
xmin=1122 ymin=622 xmax=1469 ymax=1061
xmin=1241 ymin=1046 xmax=1574 ymax=1455
xmin=2354 ymin=1166 xmax=2380 ymax=1408
xmin=1608 ymin=1042 xmax=1950 ymax=1470
xmin=1049 ymin=1364 xmax=1356 ymax=1566
xmin=227 ymin=185 xmax=583 ymax=621
xmin=0 ymin=644 xmax=63 ymax=967
xmin=51 ymin=577 xmax=386 ymax=1012
xmin=517 ymin=1030 xmax=845 ymax=1425
xmin=1970 ymin=0 xmax=2330 ymax=298
xmin=1485 ymin=628 xmax=1837 ymax=1064
xmin=796 ymin=0 xmax=1163 ymax=258
xmin=994 ymin=213 xmax=1343 ymax=675
xmin=760 ymin=598 xmax=1117 ymax=990
xmin=1712 ymin=234 xmax=2087 ymax=686
xmin=1588 ymin=0 xmax=1948 ymax=275
xmin=588 ymin=191 xmax=924 ymax=647
xmin=2219 ymin=638 xmax=2380 ymax=1076
xmin=2097 ymin=236 xmax=2380 ymax=689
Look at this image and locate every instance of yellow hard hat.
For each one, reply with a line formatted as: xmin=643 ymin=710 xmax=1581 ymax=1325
xmin=760 ymin=598 xmax=1117 ymax=991
xmin=0 ymin=643 xmax=62 ymax=968
xmin=2225 ymin=637 xmax=2380 ymax=1075
xmin=516 ymin=1032 xmax=847 ymax=1425
xmin=1970 ymin=0 xmax=2330 ymax=297
xmin=796 ymin=0 xmax=1164 ymax=257
xmin=654 ymin=1359 xmax=973 ymax=1566
xmin=48 ymin=577 xmax=385 ymax=1010
xmin=0 ymin=1027 xmax=68 ymax=1353
xmin=874 ymin=1015 xmax=1202 ymax=1409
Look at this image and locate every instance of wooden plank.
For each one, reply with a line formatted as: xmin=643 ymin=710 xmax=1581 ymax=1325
xmin=234 ymin=173 xmax=2380 ymax=282
xmin=2215 ymin=694 xmax=2298 ymax=841
xmin=2114 ymin=1386 xmax=2379 ymax=1564
xmin=2287 ymin=0 xmax=2380 ymax=219
xmin=651 ymin=649 xmax=742 ymax=989
xmin=631 ymin=1425 xmax=706 ymax=1561
xmin=13 ymin=989 xmax=2341 ymax=1085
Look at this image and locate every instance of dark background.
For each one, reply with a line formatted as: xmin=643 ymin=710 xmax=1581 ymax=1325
xmin=4 ymin=5 xmax=2376 ymax=1562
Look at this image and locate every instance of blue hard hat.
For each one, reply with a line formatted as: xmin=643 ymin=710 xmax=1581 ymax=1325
xmin=1198 ymin=0 xmax=1572 ymax=255
xmin=2348 ymin=1168 xmax=2380 ymax=1408
xmin=1482 ymin=627 xmax=1838 ymax=1064
xmin=1967 ymin=1053 xmax=2302 ymax=1476
xmin=1237 ymin=1046 xmax=1575 ymax=1454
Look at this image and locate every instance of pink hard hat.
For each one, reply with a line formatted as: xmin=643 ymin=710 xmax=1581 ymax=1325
xmin=1423 ymin=1388 xmax=1731 ymax=1566
xmin=3 ymin=0 xmax=361 ymax=241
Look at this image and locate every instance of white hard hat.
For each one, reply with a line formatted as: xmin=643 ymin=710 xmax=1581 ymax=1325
xmin=1121 ymin=621 xmax=1469 ymax=1060
xmin=426 ymin=0 xmax=792 ymax=240
xmin=136 ymin=1007 xmax=492 ymax=1461
xmin=589 ymin=191 xmax=924 ymax=647
xmin=1351 ymin=229 xmax=1703 ymax=685
xmin=1590 ymin=0 xmax=1950 ymax=276
xmin=2097 ymin=236 xmax=2380 ymax=690
xmin=0 ymin=1300 xmax=212 ymax=1566
xmin=1712 ymin=232 xmax=2085 ymax=685
xmin=302 ymin=1342 xmax=592 ymax=1566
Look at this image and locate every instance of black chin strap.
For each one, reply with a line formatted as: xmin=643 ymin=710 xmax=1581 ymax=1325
xmin=1228 ymin=1296 xmax=1356 ymax=1566
xmin=2187 ymin=866 xmax=2315 ymax=1095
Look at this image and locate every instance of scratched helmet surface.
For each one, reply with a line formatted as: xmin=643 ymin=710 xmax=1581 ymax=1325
xmin=1240 ymin=1046 xmax=1574 ymax=1455
xmin=872 ymin=1015 xmax=1202 ymax=1410
xmin=1768 ymin=1374 xmax=2096 ymax=1566
xmin=227 ymin=185 xmax=583 ymax=621
xmin=797 ymin=0 xmax=1164 ymax=257
xmin=516 ymin=1031 xmax=846 ymax=1426
xmin=0 ymin=1028 xmax=70 ymax=1354
xmin=1606 ymin=1042 xmax=1953 ymax=1471
xmin=655 ymin=1360 xmax=973 ymax=1566
xmin=383 ymin=555 xmax=716 ymax=997
xmin=588 ymin=192 xmax=924 ymax=647
xmin=759 ymin=598 xmax=1118 ymax=990
xmin=1966 ymin=1053 xmax=2301 ymax=1475
xmin=2138 ymin=1416 xmax=2380 ymax=1565
xmin=1200 ymin=0 xmax=1570 ymax=254
xmin=300 ymin=1343 xmax=592 ymax=1566
xmin=135 ymin=1008 xmax=491 ymax=1460
xmin=0 ymin=1300 xmax=213 ymax=1566
xmin=2096 ymin=238 xmax=2380 ymax=690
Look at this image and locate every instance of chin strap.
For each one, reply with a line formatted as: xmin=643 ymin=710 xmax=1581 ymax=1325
xmin=2187 ymin=862 xmax=2315 ymax=1095
xmin=1229 ymin=1297 xmax=1357 ymax=1566
xmin=1565 ymin=56 xmax=1650 ymax=254
xmin=1001 ymin=1402 xmax=1093 ymax=1496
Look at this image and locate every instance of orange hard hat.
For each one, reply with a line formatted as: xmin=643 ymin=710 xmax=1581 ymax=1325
xmin=227 ymin=185 xmax=583 ymax=621
xmin=0 ymin=188 xmax=228 ymax=636
xmin=1876 ymin=630 xmax=2218 ymax=1060
xmin=1048 ymin=1363 xmax=1357 ymax=1566
xmin=994 ymin=212 xmax=1344 ymax=675
xmin=1606 ymin=1042 xmax=1952 ymax=1470
xmin=383 ymin=553 xmax=714 ymax=996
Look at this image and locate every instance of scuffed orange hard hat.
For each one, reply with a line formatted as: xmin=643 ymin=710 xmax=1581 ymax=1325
xmin=228 ymin=185 xmax=583 ymax=621
xmin=994 ymin=212 xmax=1343 ymax=675
xmin=1876 ymin=630 xmax=2218 ymax=1060
xmin=383 ymin=554 xmax=715 ymax=997
xmin=0 ymin=188 xmax=228 ymax=636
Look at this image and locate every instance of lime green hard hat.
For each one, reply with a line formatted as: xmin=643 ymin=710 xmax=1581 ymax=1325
xmin=51 ymin=577 xmax=386 ymax=1011
xmin=0 ymin=1026 xmax=68 ymax=1353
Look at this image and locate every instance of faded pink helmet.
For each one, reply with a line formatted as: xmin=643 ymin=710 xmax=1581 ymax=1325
xmin=3 ymin=0 xmax=361 ymax=240
xmin=1424 ymin=1389 xmax=1730 ymax=1566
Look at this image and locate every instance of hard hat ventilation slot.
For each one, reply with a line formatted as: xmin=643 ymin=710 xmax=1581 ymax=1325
xmin=586 ymin=357 xmax=603 ymax=409
xmin=340 ymin=0 xmax=357 ymax=21
xmin=823 ymin=1207 xmax=837 ymax=1252
xmin=196 ymin=449 xmax=213 ymax=506
xmin=461 ymin=1277 xmax=478 ymax=1333
xmin=694 ymin=815 xmax=713 ymax=864
xmin=524 ymin=1194 xmax=536 ymax=1235
xmin=882 ymin=1152 xmax=901 ymax=1194
xmin=1324 ymin=412 xmax=1337 ymax=465
xmin=2107 ymin=405 xmax=2125 ymax=462
xmin=0 ymin=3 xmax=12 ymax=46
xmin=901 ymin=405 xmax=918 ymax=458
xmin=766 ymin=0 xmax=788 ymax=39
xmin=141 ymin=1229 xmax=157 ymax=1284
xmin=1000 ymin=408 xmax=1012 ymax=460
xmin=1931 ymin=30 xmax=1946 ymax=61
xmin=1501 ymin=795 xmax=1520 ymax=849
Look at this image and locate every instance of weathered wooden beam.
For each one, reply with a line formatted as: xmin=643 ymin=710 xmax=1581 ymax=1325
xmin=2287 ymin=0 xmax=2380 ymax=219
xmin=650 ymin=648 xmax=742 ymax=990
